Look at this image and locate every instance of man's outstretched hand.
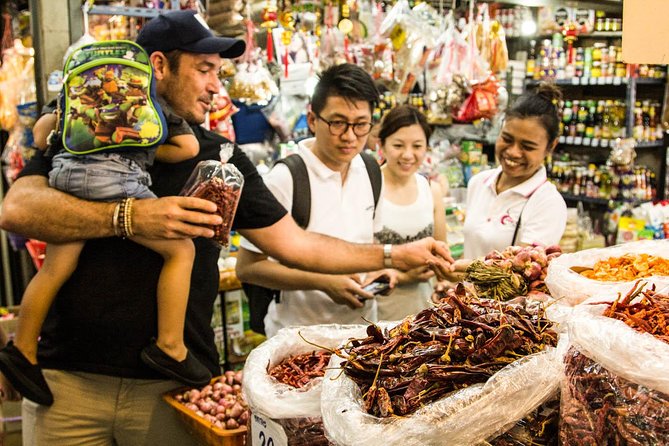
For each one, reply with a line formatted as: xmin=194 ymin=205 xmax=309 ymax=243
xmin=392 ymin=238 xmax=455 ymax=280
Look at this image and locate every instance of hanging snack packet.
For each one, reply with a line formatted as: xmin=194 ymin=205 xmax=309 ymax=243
xmin=180 ymin=143 xmax=244 ymax=246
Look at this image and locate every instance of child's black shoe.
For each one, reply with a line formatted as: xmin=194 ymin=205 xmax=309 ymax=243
xmin=140 ymin=340 xmax=212 ymax=387
xmin=0 ymin=341 xmax=54 ymax=406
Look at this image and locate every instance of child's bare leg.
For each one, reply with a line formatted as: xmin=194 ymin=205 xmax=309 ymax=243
xmin=131 ymin=236 xmax=194 ymax=361
xmin=15 ymin=242 xmax=84 ymax=364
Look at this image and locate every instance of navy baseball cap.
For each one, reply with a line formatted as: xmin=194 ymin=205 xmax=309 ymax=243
xmin=136 ymin=10 xmax=245 ymax=59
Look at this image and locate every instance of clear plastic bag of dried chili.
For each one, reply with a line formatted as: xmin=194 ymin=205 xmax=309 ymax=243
xmin=180 ymin=145 xmax=244 ymax=247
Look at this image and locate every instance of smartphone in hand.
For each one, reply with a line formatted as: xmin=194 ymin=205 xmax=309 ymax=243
xmin=361 ymin=275 xmax=392 ymax=296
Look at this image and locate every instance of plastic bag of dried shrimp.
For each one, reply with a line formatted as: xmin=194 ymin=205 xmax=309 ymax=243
xmin=559 ymin=286 xmax=669 ymax=444
xmin=243 ymin=324 xmax=366 ymax=446
xmin=321 ymin=330 xmax=564 ymax=445
xmin=545 ymin=239 xmax=669 ymax=305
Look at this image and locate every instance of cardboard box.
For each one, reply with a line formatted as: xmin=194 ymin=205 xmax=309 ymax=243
xmin=622 ymin=0 xmax=669 ymax=64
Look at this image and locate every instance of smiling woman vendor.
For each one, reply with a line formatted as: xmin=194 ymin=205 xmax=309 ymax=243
xmin=462 ymin=83 xmax=567 ymax=260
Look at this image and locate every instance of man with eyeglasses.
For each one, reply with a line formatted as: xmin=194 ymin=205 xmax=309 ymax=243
xmin=237 ymin=63 xmax=428 ymax=337
xmin=0 ymin=13 xmax=454 ymax=443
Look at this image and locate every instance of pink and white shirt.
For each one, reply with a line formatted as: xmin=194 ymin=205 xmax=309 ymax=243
xmin=463 ymin=166 xmax=567 ymax=259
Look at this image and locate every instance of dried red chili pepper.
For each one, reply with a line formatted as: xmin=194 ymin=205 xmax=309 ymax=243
xmin=189 ymin=176 xmax=242 ymax=246
xmin=268 ymin=350 xmax=332 ymax=389
xmin=602 ymin=285 xmax=669 ymax=343
xmin=341 ymin=293 xmax=557 ymax=417
xmin=560 ymin=348 xmax=669 ymax=445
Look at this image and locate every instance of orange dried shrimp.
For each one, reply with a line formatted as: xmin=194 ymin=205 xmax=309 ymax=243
xmin=580 ymin=253 xmax=669 ymax=282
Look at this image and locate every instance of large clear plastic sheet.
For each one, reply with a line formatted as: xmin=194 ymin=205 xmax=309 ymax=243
xmin=558 ymin=293 xmax=669 ymax=444
xmin=321 ymin=347 xmax=562 ymax=446
xmin=243 ymin=324 xmax=366 ymax=445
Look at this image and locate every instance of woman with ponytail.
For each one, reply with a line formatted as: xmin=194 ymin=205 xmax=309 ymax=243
xmin=461 ymin=83 xmax=567 ymax=259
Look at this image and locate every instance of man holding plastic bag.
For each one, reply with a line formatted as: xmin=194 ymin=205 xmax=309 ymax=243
xmin=0 ymin=10 xmax=453 ymax=445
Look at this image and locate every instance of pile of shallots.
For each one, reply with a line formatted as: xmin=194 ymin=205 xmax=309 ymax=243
xmin=175 ymin=370 xmax=250 ymax=430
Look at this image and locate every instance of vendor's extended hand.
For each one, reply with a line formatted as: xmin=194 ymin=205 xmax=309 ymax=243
xmin=321 ymin=275 xmax=374 ymax=309
xmin=453 ymin=258 xmax=472 ymax=272
xmin=393 ymin=238 xmax=454 ymax=280
xmin=397 ymin=265 xmax=435 ymax=285
xmin=132 ymin=196 xmax=222 ymax=239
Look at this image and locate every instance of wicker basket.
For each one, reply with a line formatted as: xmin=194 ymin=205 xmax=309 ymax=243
xmin=163 ymin=384 xmax=247 ymax=446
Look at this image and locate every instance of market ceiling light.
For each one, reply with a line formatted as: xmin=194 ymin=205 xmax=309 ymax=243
xmin=521 ymin=19 xmax=537 ymax=36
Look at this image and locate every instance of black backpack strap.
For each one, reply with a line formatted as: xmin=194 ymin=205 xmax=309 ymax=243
xmin=245 ymin=154 xmax=312 ymax=335
xmin=360 ymin=152 xmax=382 ymax=217
xmin=274 ymin=154 xmax=311 ymax=228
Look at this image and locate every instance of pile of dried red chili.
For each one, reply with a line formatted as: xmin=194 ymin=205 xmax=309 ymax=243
xmin=342 ymin=288 xmax=557 ymax=418
xmin=559 ymin=285 xmax=669 ymax=444
xmin=604 ymin=283 xmax=669 ymax=343
xmin=561 ymin=348 xmax=669 ymax=444
xmin=268 ymin=350 xmax=332 ymax=388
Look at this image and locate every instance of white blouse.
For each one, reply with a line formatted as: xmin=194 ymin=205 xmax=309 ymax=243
xmin=463 ymin=166 xmax=567 ymax=259
xmin=375 ymin=174 xmax=435 ymax=321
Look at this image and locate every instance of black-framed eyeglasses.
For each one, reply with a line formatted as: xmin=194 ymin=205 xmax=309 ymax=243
xmin=315 ymin=113 xmax=374 ymax=137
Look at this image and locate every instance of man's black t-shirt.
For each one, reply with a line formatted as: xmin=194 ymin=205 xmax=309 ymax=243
xmin=18 ymin=125 xmax=287 ymax=377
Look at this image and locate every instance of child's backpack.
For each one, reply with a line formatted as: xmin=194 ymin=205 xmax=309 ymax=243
xmin=57 ymin=40 xmax=166 ymax=155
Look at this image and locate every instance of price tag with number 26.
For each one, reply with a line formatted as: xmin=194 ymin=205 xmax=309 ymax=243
xmin=251 ymin=412 xmax=288 ymax=446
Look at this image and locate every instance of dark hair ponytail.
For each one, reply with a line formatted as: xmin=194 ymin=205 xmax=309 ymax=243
xmin=506 ymin=82 xmax=562 ymax=144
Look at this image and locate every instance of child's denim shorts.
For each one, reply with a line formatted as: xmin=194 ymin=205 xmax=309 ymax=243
xmin=49 ymin=152 xmax=156 ymax=201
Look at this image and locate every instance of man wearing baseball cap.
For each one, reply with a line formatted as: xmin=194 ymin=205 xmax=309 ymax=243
xmin=136 ymin=9 xmax=246 ymax=58
xmin=4 ymin=9 xmax=453 ymax=445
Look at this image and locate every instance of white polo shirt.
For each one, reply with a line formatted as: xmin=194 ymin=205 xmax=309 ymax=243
xmin=241 ymin=137 xmax=383 ymax=337
xmin=463 ymin=166 xmax=566 ymax=259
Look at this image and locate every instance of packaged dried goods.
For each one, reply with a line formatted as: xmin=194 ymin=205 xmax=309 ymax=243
xmin=243 ymin=324 xmax=366 ymax=446
xmin=180 ymin=143 xmax=244 ymax=247
xmin=579 ymin=253 xmax=669 ymax=282
xmin=321 ymin=293 xmax=563 ymax=446
xmin=268 ymin=350 xmax=332 ymax=389
xmin=545 ymin=239 xmax=669 ymax=305
xmin=559 ymin=285 xmax=669 ymax=444
xmin=488 ymin=397 xmax=559 ymax=446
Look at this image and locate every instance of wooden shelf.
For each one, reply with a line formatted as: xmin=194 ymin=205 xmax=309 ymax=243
xmin=508 ymin=31 xmax=622 ymax=41
xmin=559 ymin=193 xmax=649 ymax=207
xmin=635 ymin=78 xmax=667 ymax=85
xmin=636 ymin=141 xmax=665 ymax=149
xmin=557 ymin=137 xmax=664 ymax=149
xmin=481 ymin=0 xmax=621 ymax=10
xmin=558 ymin=136 xmax=612 ymax=148
xmin=588 ymin=31 xmax=623 ymax=38
xmin=526 ymin=77 xmax=666 ymax=87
